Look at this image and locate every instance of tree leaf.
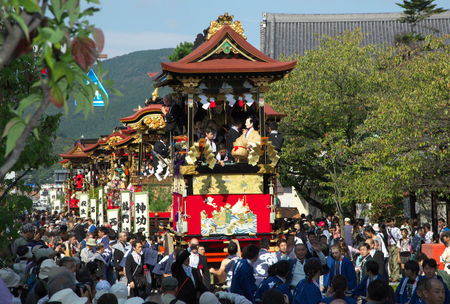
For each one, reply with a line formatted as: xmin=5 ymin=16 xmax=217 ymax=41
xmin=4 ymin=119 xmax=26 ymax=156
xmin=109 ymin=87 xmax=123 ymax=97
xmin=50 ymin=85 xmax=64 ymax=108
xmin=20 ymin=0 xmax=42 ymax=14
xmin=91 ymin=28 xmax=104 ymax=53
xmin=10 ymin=12 xmax=29 ymax=40
xmin=2 ymin=118 xmax=21 ymax=138
xmin=52 ymin=62 xmax=67 ymax=82
xmin=49 ymin=0 xmax=63 ymax=22
xmin=17 ymin=93 xmax=41 ymax=115
xmin=71 ymin=37 xmax=98 ymax=71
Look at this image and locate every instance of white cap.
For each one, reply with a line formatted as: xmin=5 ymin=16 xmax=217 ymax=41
xmin=0 ymin=268 xmax=20 ymax=287
xmin=373 ymin=223 xmax=380 ymax=232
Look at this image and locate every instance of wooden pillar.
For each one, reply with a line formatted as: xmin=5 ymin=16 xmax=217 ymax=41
xmin=410 ymin=192 xmax=417 ymax=219
xmin=432 ymin=192 xmax=439 ymax=235
xmin=258 ymin=92 xmax=266 ymax=137
xmin=258 ymin=92 xmax=266 ymax=164
xmin=188 ymin=93 xmax=194 ymax=148
xmin=138 ymin=134 xmax=143 ymax=174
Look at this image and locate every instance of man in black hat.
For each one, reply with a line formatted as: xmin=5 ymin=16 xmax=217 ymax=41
xmin=268 ymin=121 xmax=284 ymax=153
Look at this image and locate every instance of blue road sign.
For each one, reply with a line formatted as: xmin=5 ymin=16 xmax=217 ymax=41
xmin=74 ymin=69 xmax=108 ymax=107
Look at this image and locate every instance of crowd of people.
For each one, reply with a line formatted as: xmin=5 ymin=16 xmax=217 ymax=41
xmin=1 ymin=209 xmax=450 ymax=304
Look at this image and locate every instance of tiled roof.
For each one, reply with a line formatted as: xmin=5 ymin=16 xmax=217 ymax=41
xmin=120 ymin=104 xmax=163 ymax=123
xmin=260 ymin=11 xmax=450 ymax=58
xmin=264 ymin=104 xmax=286 ymax=118
xmin=161 ymin=25 xmax=296 ymax=74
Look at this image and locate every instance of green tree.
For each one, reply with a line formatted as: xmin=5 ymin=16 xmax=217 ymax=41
xmin=347 ymin=35 xmax=449 ymax=203
xmin=268 ymin=30 xmax=449 ymax=222
xmin=266 ymin=30 xmax=389 ymax=223
xmin=168 ymin=41 xmax=193 ymax=62
xmin=396 ymin=0 xmax=448 ymax=42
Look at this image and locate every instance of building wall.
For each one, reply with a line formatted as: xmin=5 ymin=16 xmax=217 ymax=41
xmin=278 ymin=186 xmax=322 ymax=218
xmin=260 ymin=11 xmax=450 ymax=58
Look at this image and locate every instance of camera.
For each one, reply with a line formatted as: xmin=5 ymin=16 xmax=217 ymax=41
xmin=190 ymin=244 xmax=198 ymax=251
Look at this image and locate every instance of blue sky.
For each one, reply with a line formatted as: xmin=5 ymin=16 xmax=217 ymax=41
xmin=90 ymin=0 xmax=449 ymax=58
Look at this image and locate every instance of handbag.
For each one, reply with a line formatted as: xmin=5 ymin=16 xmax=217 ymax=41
xmin=132 ymin=264 xmax=147 ymax=288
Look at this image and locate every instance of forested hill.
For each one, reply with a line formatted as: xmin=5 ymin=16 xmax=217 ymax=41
xmin=28 ymin=48 xmax=174 ymax=184
xmin=55 ymin=48 xmax=174 ymax=140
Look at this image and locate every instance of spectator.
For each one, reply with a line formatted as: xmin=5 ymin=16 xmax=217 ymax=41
xmin=424 ymin=224 xmax=434 ymax=244
xmin=322 ymin=275 xmax=356 ymax=304
xmin=386 ymin=218 xmax=402 ymax=282
xmin=160 ymin=276 xmax=185 ymax=304
xmin=98 ymin=293 xmax=118 ymax=304
xmin=367 ymin=280 xmax=395 ymax=304
xmin=262 ymin=288 xmax=288 ymax=304
xmin=125 ymin=240 xmax=147 ymax=298
xmin=254 ymin=237 xmax=277 ymax=286
xmin=438 ymin=219 xmax=449 ymax=237
xmin=343 ymin=218 xmax=353 ymax=249
xmin=410 ymin=258 xmax=450 ymax=304
xmin=366 ymin=238 xmax=385 ymax=279
xmin=171 ymin=249 xmax=207 ymax=304
xmin=395 ymin=260 xmax=420 ymax=304
xmin=210 ymin=240 xmax=241 ymax=288
xmin=255 ymin=260 xmax=292 ymax=303
xmin=230 ymin=244 xmax=259 ymax=302
xmin=353 ymin=260 xmax=382 ymax=302
xmin=197 ymin=244 xmax=211 ymax=290
xmin=355 ymin=243 xmax=373 ymax=283
xmin=292 ymin=258 xmax=323 ymax=304
xmin=324 ymin=244 xmax=357 ymax=291
xmin=398 ymin=228 xmax=412 ymax=273
xmin=440 ymin=231 xmax=450 ymax=275
xmin=422 ymin=278 xmax=445 ymax=304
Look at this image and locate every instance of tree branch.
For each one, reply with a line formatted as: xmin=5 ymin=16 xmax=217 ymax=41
xmin=0 ymin=81 xmax=51 ymax=187
xmin=0 ymin=168 xmax=31 ymax=204
xmin=0 ymin=4 xmax=46 ymax=71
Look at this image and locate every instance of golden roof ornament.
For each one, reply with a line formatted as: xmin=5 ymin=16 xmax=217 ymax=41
xmin=207 ymin=12 xmax=246 ymax=40
xmin=152 ymin=88 xmax=159 ymax=101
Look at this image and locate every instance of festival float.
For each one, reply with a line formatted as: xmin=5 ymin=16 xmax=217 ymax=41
xmin=151 ymin=13 xmax=295 ymax=249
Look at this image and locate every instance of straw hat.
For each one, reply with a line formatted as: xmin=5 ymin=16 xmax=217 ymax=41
xmin=86 ymin=238 xmax=97 ymax=247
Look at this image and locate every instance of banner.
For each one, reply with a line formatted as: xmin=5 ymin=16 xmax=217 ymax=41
xmin=134 ymin=192 xmax=149 ymax=236
xmin=90 ymin=198 xmax=97 ymax=222
xmin=98 ymin=189 xmax=104 ymax=225
xmin=173 ymin=194 xmax=272 ymax=235
xmin=79 ymin=193 xmax=89 ymax=218
xmin=49 ymin=190 xmax=57 ymax=213
xmin=121 ymin=191 xmax=131 ymax=233
xmin=107 ymin=209 xmax=119 ymax=231
xmin=53 ymin=199 xmax=61 ymax=213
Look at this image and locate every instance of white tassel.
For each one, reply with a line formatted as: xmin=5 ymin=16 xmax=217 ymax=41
xmin=243 ymin=81 xmax=253 ymax=89
xmin=244 ymin=93 xmax=254 ymax=107
xmin=199 ymin=94 xmax=209 ymax=110
xmin=226 ymin=94 xmax=236 ymax=107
